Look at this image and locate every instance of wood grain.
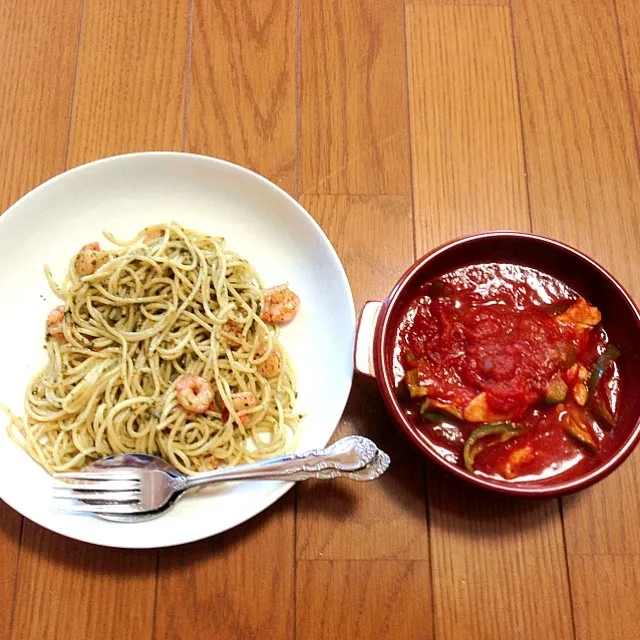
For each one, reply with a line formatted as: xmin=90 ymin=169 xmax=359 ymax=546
xmin=8 ymin=3 xmax=193 ymax=638
xmin=299 ymin=196 xmax=414 ymax=309
xmin=569 ymin=555 xmax=640 ymax=640
xmin=514 ymin=2 xmax=640 ymax=636
xmin=186 ymin=0 xmax=296 ymax=193
xmin=512 ymin=0 xmax=640 ymax=279
xmin=617 ymin=0 xmax=640 ymax=153
xmin=0 ymin=506 xmax=21 ymax=640
xmin=512 ymin=0 xmax=640 ymax=556
xmin=407 ymin=5 xmax=528 ymax=247
xmin=407 ymin=6 xmax=573 ymax=639
xmin=300 ymin=0 xmax=410 ymax=195
xmin=11 ymin=528 xmax=156 ymax=640
xmin=0 ymin=2 xmax=82 ymax=637
xmin=428 ymin=471 xmax=573 ymax=639
xmin=68 ymin=0 xmax=189 ymax=167
xmin=0 ymin=0 xmax=82 ymax=211
xmin=155 ymin=501 xmax=295 ymax=640
xmin=154 ymin=3 xmax=298 ymax=639
xmin=296 ymin=195 xmax=428 ymax=561
xmin=296 ymin=560 xmax=433 ymax=640
xmin=1 ymin=0 xmax=639 ymax=638
xmin=408 ymin=1 xmax=508 ymax=5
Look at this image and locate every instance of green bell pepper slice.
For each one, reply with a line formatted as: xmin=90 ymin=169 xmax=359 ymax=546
xmin=463 ymin=423 xmax=521 ymax=473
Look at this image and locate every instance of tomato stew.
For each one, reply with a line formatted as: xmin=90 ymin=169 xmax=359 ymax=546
xmin=392 ymin=263 xmax=623 ymax=482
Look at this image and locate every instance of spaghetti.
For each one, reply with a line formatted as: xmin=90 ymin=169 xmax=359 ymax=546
xmin=3 ymin=223 xmax=300 ymax=474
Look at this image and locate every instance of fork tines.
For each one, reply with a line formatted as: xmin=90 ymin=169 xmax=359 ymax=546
xmin=52 ymin=480 xmax=137 ymax=491
xmin=53 ymin=471 xmax=142 ymax=512
xmin=53 ymin=471 xmax=140 ymax=482
xmin=53 ymin=502 xmax=145 ymax=514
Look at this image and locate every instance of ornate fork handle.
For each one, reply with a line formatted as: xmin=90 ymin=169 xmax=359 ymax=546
xmin=276 ymin=450 xmax=390 ymax=482
xmin=183 ymin=435 xmax=380 ymax=491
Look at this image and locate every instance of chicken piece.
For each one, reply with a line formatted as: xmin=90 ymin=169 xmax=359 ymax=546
xmin=555 ymin=298 xmax=601 ymax=333
xmin=577 ymin=365 xmax=589 ymax=382
xmin=502 ymin=445 xmax=535 ymax=479
xmin=463 ymin=392 xmax=513 ymax=423
xmin=572 ymin=382 xmax=588 ymax=406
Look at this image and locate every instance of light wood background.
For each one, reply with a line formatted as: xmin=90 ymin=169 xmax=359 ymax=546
xmin=1 ymin=0 xmax=639 ymax=638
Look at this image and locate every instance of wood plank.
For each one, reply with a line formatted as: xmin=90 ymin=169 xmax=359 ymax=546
xmin=9 ymin=3 xmax=191 ymax=638
xmin=513 ymin=0 xmax=640 ymax=556
xmin=156 ymin=502 xmax=294 ymax=640
xmin=407 ymin=6 xmax=574 ymax=639
xmin=617 ymin=0 xmax=640 ymax=157
xmin=68 ymin=0 xmax=189 ymax=166
xmin=11 ymin=530 xmax=156 ymax=640
xmin=300 ymin=0 xmax=410 ymax=195
xmin=0 ymin=2 xmax=82 ymax=637
xmin=429 ymin=470 xmax=573 ymax=638
xmin=407 ymin=5 xmax=528 ymax=246
xmin=299 ymin=197 xmax=414 ymax=309
xmin=512 ymin=0 xmax=640 ymax=282
xmin=186 ymin=0 xmax=296 ymax=193
xmin=0 ymin=505 xmax=21 ymax=640
xmin=0 ymin=0 xmax=82 ymax=212
xmin=296 ymin=2 xmax=429 ymax=632
xmin=409 ymin=1 xmax=508 ymax=5
xmin=296 ymin=560 xmax=433 ymax=640
xmin=155 ymin=2 xmax=297 ymax=639
xmin=296 ymin=195 xmax=428 ymax=561
xmin=569 ymin=555 xmax=640 ymax=640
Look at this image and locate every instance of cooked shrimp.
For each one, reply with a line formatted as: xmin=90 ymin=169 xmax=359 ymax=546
xmin=203 ymin=455 xmax=220 ymax=471
xmin=231 ymin=391 xmax=257 ymax=425
xmin=176 ymin=374 xmax=214 ymax=414
xmin=221 ymin=320 xmax=243 ymax=350
xmin=231 ymin=391 xmax=257 ymax=411
xmin=75 ymin=242 xmax=107 ymax=276
xmin=46 ymin=306 xmax=65 ymax=339
xmin=256 ymin=346 xmax=282 ymax=379
xmin=142 ymin=226 xmax=164 ymax=245
xmin=261 ymin=286 xmax=300 ymax=324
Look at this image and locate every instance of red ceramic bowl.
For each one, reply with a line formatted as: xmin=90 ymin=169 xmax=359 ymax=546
xmin=355 ymin=232 xmax=640 ymax=497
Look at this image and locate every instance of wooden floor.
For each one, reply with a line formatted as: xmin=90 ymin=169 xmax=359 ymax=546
xmin=1 ymin=0 xmax=639 ymax=638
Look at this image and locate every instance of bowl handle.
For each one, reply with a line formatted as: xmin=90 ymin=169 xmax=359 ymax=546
xmin=355 ymin=301 xmax=382 ymax=377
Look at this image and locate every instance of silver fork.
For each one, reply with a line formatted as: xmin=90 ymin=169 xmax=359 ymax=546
xmin=52 ymin=435 xmax=389 ymax=519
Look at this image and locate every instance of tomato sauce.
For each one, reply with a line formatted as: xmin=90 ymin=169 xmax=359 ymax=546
xmin=393 ymin=263 xmax=623 ymax=483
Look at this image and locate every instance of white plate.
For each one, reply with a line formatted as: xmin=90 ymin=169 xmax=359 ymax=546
xmin=0 ymin=152 xmax=355 ymax=548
